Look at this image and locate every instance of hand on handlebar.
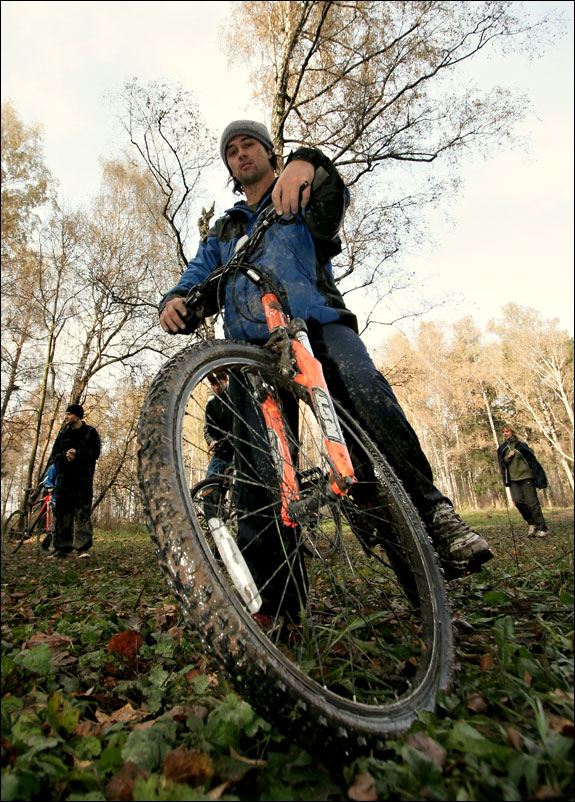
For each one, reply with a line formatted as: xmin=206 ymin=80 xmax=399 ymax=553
xmin=160 ymin=296 xmax=204 ymax=335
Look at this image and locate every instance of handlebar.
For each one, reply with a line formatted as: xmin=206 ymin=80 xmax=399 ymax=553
xmin=182 ymin=206 xmax=288 ymax=325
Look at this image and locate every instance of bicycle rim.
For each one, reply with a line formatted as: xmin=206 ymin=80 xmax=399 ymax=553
xmin=138 ymin=341 xmax=453 ymax=756
xmin=2 ymin=510 xmax=28 ymax=554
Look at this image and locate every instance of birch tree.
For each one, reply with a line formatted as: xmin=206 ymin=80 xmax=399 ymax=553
xmin=1 ymin=101 xmax=56 ymax=427
xmin=225 ymin=1 xmax=559 ymax=320
xmin=488 ymin=304 xmax=574 ymax=490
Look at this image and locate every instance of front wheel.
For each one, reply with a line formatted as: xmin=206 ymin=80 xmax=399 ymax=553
xmin=2 ymin=510 xmax=28 ymax=555
xmin=137 ymin=341 xmax=453 ymax=758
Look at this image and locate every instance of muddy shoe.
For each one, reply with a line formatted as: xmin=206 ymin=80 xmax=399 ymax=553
xmin=527 ymin=525 xmax=537 ymax=537
xmin=429 ymin=502 xmax=493 ymax=579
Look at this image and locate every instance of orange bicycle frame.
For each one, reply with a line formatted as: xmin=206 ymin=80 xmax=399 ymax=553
xmin=258 ymin=291 xmax=356 ymax=527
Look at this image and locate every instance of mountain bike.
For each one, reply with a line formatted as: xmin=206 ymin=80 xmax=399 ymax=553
xmin=137 ymin=206 xmax=453 ymax=758
xmin=2 ymin=485 xmax=55 ymax=556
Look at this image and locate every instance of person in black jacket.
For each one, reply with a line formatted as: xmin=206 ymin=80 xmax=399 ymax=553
xmin=202 ymin=371 xmax=234 ymax=521
xmin=160 ymin=119 xmax=493 ymax=587
xmin=497 ymin=424 xmax=549 ymax=537
xmin=47 ymin=404 xmax=101 ymax=558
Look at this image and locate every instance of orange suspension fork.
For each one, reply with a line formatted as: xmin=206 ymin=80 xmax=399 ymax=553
xmin=258 ymin=396 xmax=300 ymax=527
xmin=260 ymin=292 xmax=356 ymax=512
xmin=258 ymin=291 xmax=300 ymax=526
xmin=290 ymin=337 xmax=355 ymax=496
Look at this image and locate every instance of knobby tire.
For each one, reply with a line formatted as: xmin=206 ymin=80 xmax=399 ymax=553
xmin=137 ymin=341 xmax=453 ymax=757
xmin=2 ymin=510 xmax=28 ymax=555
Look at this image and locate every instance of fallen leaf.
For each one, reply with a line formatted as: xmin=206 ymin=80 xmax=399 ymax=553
xmin=548 ymin=715 xmax=575 ymax=738
xmin=550 ymin=689 xmax=574 ymax=704
xmin=166 ymin=625 xmax=183 ymax=643
xmin=466 ymin=693 xmax=488 ymax=714
xmin=52 ymin=652 xmax=77 ymax=667
xmin=480 ymin=653 xmax=494 ymax=671
xmin=348 ymin=772 xmax=377 ymax=801
xmin=75 ymin=719 xmax=101 ymax=737
xmin=152 ymin=603 xmax=179 ymax=629
xmin=105 ymin=761 xmax=148 ymax=801
xmin=163 ymin=746 xmax=214 ymax=786
xmin=22 ymin=632 xmax=72 ymax=651
xmin=163 ymin=704 xmax=209 ymax=721
xmin=107 ymin=631 xmax=143 ymax=662
xmin=503 ymin=725 xmax=521 ymax=750
xmin=132 ymin=720 xmax=156 ymax=731
xmin=405 ymin=732 xmax=447 ymax=769
xmin=74 ymin=758 xmax=94 ymax=770
xmin=95 ymin=703 xmax=143 ymax=725
xmin=21 ymin=631 xmax=75 ymax=668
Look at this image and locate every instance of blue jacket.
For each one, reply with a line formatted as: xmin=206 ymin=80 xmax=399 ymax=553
xmin=160 ymin=148 xmax=357 ymax=343
xmin=41 ymin=463 xmax=58 ymax=491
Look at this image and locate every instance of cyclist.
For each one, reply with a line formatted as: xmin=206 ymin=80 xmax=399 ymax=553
xmin=159 ymin=119 xmax=492 ymax=591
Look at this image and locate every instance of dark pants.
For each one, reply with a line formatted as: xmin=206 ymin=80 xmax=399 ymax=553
xmin=203 ymin=454 xmax=232 ymax=520
xmin=228 ymin=321 xmax=445 ymax=613
xmin=308 ymin=322 xmax=445 ymax=521
xmin=54 ymin=496 xmax=94 ymax=554
xmin=509 ymin=480 xmax=547 ymax=530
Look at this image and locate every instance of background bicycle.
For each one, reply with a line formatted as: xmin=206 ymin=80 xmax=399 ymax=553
xmin=1 ymin=485 xmax=55 ymax=556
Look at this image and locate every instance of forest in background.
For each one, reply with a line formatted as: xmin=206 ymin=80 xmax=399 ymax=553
xmin=2 ymin=2 xmax=573 ymax=524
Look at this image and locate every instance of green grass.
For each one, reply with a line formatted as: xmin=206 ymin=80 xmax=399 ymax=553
xmin=1 ymin=511 xmax=573 ymax=801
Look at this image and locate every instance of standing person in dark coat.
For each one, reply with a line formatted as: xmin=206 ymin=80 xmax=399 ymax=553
xmin=48 ymin=404 xmax=101 ymax=558
xmin=202 ymin=371 xmax=234 ymax=521
xmin=497 ymin=424 xmax=549 ymax=537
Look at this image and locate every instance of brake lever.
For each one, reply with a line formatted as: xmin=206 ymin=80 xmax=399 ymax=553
xmin=183 ymin=284 xmax=205 ymax=311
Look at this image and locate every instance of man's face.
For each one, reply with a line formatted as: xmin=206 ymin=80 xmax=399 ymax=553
xmin=225 ymin=135 xmax=274 ymax=188
xmin=65 ymin=412 xmax=82 ymax=426
xmin=209 ymin=374 xmax=228 ymax=395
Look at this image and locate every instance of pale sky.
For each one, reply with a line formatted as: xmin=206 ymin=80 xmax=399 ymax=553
xmin=2 ymin=0 xmax=573 ymax=347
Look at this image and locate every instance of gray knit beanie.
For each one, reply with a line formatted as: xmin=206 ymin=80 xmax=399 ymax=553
xmin=219 ymin=120 xmax=274 ymax=168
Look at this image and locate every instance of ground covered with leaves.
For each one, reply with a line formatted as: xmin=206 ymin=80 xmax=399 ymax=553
xmin=1 ymin=508 xmax=573 ymax=801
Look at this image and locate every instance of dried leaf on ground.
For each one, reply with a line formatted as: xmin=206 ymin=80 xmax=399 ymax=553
xmin=467 ymin=693 xmax=489 ymax=714
xmin=348 ymin=772 xmax=377 ymax=801
xmin=163 ymin=745 xmax=214 ymax=785
xmin=105 ymin=761 xmax=149 ymax=801
xmin=405 ymin=731 xmax=447 ymax=769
